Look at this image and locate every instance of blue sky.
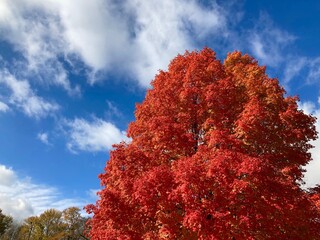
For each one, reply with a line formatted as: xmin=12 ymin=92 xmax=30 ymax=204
xmin=1 ymin=0 xmax=320 ymax=220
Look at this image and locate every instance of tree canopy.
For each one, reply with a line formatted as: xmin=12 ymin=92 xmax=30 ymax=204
xmin=0 ymin=207 xmax=89 ymax=240
xmin=86 ymin=48 xmax=320 ymax=239
xmin=0 ymin=210 xmax=12 ymax=237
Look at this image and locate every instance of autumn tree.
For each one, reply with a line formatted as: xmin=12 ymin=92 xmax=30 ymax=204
xmin=310 ymin=185 xmax=320 ymax=216
xmin=17 ymin=207 xmax=89 ymax=240
xmin=0 ymin=209 xmax=12 ymax=238
xmin=18 ymin=209 xmax=65 ymax=240
xmin=62 ymin=207 xmax=90 ymax=239
xmin=18 ymin=216 xmax=41 ymax=240
xmin=0 ymin=221 xmax=20 ymax=240
xmin=86 ymin=48 xmax=320 ymax=239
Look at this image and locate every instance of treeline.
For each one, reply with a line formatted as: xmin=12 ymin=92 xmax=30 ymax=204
xmin=0 ymin=207 xmax=89 ymax=240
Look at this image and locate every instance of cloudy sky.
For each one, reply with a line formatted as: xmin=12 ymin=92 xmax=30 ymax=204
xmin=1 ymin=0 xmax=320 ymax=220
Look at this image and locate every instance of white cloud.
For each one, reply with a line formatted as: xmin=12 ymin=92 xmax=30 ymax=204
xmin=54 ymin=0 xmax=130 ymax=73
xmin=0 ymin=0 xmax=79 ymax=94
xmin=0 ymin=0 xmax=226 ymax=87
xmin=0 ymin=101 xmax=9 ymax=112
xmin=22 ymin=96 xmax=59 ymax=118
xmin=0 ymin=165 xmax=17 ymax=186
xmin=64 ymin=117 xmax=128 ymax=153
xmin=128 ymin=0 xmax=225 ymax=86
xmin=0 ymin=164 xmax=86 ymax=220
xmin=299 ymin=102 xmax=320 ymax=188
xmin=37 ymin=132 xmax=49 ymax=145
xmin=0 ymin=70 xmax=59 ymax=118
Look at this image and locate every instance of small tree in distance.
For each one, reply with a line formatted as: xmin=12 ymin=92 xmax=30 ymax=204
xmin=86 ymin=48 xmax=320 ymax=239
xmin=0 ymin=209 xmax=13 ymax=238
xmin=16 ymin=207 xmax=89 ymax=240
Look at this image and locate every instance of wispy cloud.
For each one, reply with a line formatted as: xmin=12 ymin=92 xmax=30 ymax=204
xmin=63 ymin=117 xmax=128 ymax=153
xmin=105 ymin=101 xmax=122 ymax=119
xmin=0 ymin=164 xmax=86 ymax=221
xmin=283 ymin=57 xmax=308 ymax=84
xmin=306 ymin=57 xmax=320 ymax=84
xmin=0 ymin=70 xmax=59 ymax=119
xmin=0 ymin=101 xmax=9 ymax=112
xmin=245 ymin=13 xmax=320 ymax=94
xmin=248 ymin=13 xmax=295 ymax=67
xmin=282 ymin=56 xmax=320 ymax=88
xmin=37 ymin=132 xmax=50 ymax=145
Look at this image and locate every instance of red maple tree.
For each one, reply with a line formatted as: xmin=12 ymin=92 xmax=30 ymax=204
xmin=86 ymin=48 xmax=320 ymax=239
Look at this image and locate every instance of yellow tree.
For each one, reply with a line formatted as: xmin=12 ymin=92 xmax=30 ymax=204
xmin=18 ymin=209 xmax=65 ymax=240
xmin=0 ymin=209 xmax=13 ymax=238
xmin=17 ymin=207 xmax=89 ymax=240
xmin=62 ymin=207 xmax=89 ymax=239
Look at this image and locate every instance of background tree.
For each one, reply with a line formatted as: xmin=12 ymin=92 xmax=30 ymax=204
xmin=62 ymin=207 xmax=90 ymax=240
xmin=86 ymin=48 xmax=318 ymax=239
xmin=0 ymin=221 xmax=21 ymax=240
xmin=18 ymin=216 xmax=40 ymax=240
xmin=18 ymin=210 xmax=64 ymax=240
xmin=0 ymin=210 xmax=13 ymax=238
xmin=16 ymin=207 xmax=89 ymax=240
xmin=39 ymin=209 xmax=65 ymax=239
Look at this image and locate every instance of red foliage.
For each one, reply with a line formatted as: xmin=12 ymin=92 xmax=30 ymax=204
xmin=86 ymin=48 xmax=320 ymax=239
